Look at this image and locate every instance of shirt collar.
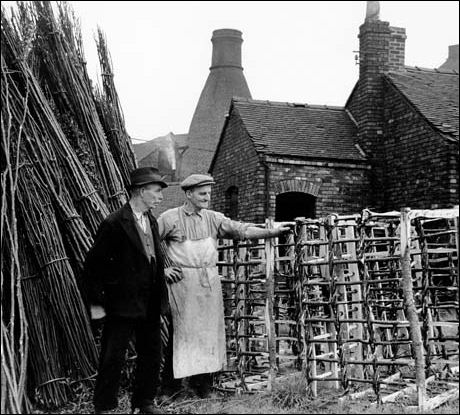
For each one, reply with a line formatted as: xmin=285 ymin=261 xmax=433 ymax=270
xmin=133 ymin=210 xmax=144 ymax=220
xmin=182 ymin=204 xmax=203 ymax=218
xmin=129 ymin=203 xmax=146 ymax=220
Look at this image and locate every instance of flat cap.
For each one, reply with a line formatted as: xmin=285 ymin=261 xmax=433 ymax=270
xmin=181 ymin=174 xmax=215 ymax=191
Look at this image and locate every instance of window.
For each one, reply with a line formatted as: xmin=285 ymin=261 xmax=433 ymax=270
xmin=225 ymin=186 xmax=239 ymax=219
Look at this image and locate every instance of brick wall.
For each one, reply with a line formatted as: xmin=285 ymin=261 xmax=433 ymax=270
xmin=382 ymin=79 xmax=459 ymax=209
xmin=346 ymin=20 xmax=392 ymax=209
xmin=211 ymin=110 xmax=372 ymax=222
xmin=265 ymin=158 xmax=371 ymax=218
xmin=389 ymin=26 xmax=406 ymax=72
xmin=347 ymin=20 xmax=407 ymax=210
xmin=210 ymin=110 xmax=266 ymax=223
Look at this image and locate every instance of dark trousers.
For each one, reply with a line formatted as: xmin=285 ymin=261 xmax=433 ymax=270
xmin=93 ymin=316 xmax=162 ymax=410
xmin=160 ymin=313 xmax=182 ymax=391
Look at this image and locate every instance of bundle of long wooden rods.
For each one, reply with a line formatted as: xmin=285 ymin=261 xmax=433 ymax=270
xmin=2 ymin=9 xmax=100 ymax=409
xmin=94 ymin=28 xmax=137 ymax=190
xmin=1 ymin=1 xmax=143 ymax=411
xmin=1 ymin=60 xmax=30 ymax=415
xmin=32 ymin=1 xmax=127 ymax=212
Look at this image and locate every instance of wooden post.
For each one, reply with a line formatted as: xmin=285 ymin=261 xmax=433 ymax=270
xmin=327 ymin=215 xmax=340 ymax=390
xmin=455 ymin=216 xmax=459 ymax=323
xmin=265 ymin=218 xmax=276 ymax=391
xmin=345 ymin=221 xmax=364 ymax=379
xmin=400 ymin=208 xmax=426 ymax=411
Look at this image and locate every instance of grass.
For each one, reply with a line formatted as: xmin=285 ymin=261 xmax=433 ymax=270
xmin=31 ymin=372 xmax=459 ymax=414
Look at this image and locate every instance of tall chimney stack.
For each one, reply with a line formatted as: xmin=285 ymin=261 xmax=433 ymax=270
xmin=180 ymin=29 xmax=251 ymax=178
xmin=211 ymin=29 xmax=243 ymax=69
xmin=347 ymin=1 xmax=406 ymax=209
xmin=439 ymin=44 xmax=459 ymax=71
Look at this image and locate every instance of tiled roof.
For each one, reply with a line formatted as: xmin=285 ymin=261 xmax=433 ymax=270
xmin=133 ymin=133 xmax=188 ymax=163
xmin=133 ymin=138 xmax=161 ymax=162
xmin=231 ymin=98 xmax=366 ymax=161
xmin=385 ymin=67 xmax=459 ymax=141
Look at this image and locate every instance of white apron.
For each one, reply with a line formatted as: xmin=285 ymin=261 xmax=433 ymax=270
xmin=166 ymin=210 xmax=226 ymax=379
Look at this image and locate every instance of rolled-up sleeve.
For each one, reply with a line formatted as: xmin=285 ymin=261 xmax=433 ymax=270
xmin=214 ymin=212 xmax=251 ymax=240
xmin=157 ymin=212 xmax=174 ymax=240
xmin=158 ymin=209 xmax=187 ymax=242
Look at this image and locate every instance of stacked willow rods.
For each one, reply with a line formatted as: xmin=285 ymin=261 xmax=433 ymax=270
xmin=1 ymin=1 xmax=138 ymax=411
xmin=33 ymin=1 xmax=127 ymax=212
xmin=95 ymin=28 xmax=137 ymax=190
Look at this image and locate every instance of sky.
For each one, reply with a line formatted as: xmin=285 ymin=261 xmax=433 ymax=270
xmin=6 ymin=1 xmax=460 ymax=141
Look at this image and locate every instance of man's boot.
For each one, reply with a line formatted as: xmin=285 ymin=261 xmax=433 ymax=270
xmin=132 ymin=399 xmax=165 ymax=414
xmin=156 ymin=377 xmax=184 ymax=404
xmin=188 ymin=373 xmax=213 ymax=399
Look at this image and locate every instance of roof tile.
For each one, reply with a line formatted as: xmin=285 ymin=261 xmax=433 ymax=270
xmin=232 ymin=99 xmax=365 ymax=161
xmin=386 ymin=67 xmax=459 ymax=140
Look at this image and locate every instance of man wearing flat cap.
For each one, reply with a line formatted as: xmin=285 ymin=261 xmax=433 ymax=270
xmin=84 ymin=167 xmax=169 ymax=414
xmin=157 ymin=174 xmax=291 ymax=398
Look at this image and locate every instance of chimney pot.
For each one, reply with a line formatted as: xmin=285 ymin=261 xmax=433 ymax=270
xmin=365 ymin=1 xmax=380 ymax=22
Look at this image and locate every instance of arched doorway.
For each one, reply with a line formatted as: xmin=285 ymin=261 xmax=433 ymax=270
xmin=275 ymin=192 xmax=316 ymax=221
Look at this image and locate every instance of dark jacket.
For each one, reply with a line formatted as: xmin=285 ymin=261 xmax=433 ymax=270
xmin=83 ymin=203 xmax=169 ymax=318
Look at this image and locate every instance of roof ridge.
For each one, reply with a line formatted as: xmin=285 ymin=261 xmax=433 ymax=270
xmin=233 ymin=97 xmax=345 ymax=111
xmin=401 ymin=65 xmax=459 ymax=75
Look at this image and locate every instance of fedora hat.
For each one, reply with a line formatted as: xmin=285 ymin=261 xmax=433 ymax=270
xmin=129 ymin=167 xmax=168 ymax=189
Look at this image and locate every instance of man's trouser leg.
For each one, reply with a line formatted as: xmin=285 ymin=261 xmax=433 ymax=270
xmin=159 ymin=314 xmax=182 ymax=396
xmin=131 ymin=317 xmax=163 ymax=408
xmin=93 ymin=317 xmax=133 ymax=411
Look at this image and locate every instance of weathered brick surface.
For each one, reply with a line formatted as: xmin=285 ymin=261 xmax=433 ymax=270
xmin=381 ymin=79 xmax=459 ymax=209
xmin=210 ymin=112 xmax=266 ymax=223
xmin=265 ymin=161 xmax=371 ymax=218
xmin=347 ymin=18 xmax=458 ymax=210
xmin=347 ymin=20 xmax=397 ymax=209
xmin=210 ymin=109 xmax=371 ymax=222
xmin=389 ymin=26 xmax=406 ymax=72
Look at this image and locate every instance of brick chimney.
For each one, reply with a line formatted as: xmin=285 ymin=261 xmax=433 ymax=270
xmin=211 ymin=29 xmax=243 ymax=69
xmin=389 ymin=26 xmax=406 ymax=72
xmin=354 ymin=2 xmax=408 ymax=154
xmin=439 ymin=44 xmax=459 ymax=71
xmin=346 ymin=1 xmax=406 ymax=209
xmin=180 ymin=29 xmax=251 ymax=178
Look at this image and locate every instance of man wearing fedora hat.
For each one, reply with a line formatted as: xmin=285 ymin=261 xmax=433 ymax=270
xmin=157 ymin=174 xmax=291 ymax=399
xmin=84 ymin=167 xmax=169 ymax=414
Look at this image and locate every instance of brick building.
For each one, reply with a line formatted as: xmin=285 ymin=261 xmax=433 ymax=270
xmin=346 ymin=15 xmax=458 ymax=211
xmin=209 ymin=3 xmax=458 ymax=222
xmin=210 ymin=99 xmax=371 ymax=223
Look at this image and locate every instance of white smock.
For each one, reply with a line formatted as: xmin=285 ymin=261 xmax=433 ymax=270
xmin=158 ymin=206 xmax=249 ymax=378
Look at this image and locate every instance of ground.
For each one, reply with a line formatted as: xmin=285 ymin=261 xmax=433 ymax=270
xmin=31 ymin=373 xmax=459 ymax=414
